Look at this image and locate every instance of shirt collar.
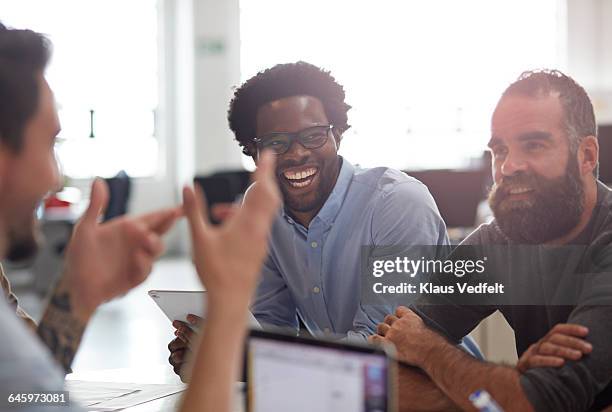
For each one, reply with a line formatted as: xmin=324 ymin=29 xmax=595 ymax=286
xmin=282 ymin=156 xmax=355 ymax=228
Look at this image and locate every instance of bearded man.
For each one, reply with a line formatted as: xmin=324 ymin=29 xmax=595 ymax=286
xmin=372 ymin=70 xmax=612 ymax=412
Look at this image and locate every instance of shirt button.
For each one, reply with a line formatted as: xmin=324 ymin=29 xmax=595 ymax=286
xmin=313 ymin=286 xmax=320 ymax=294
xmin=311 ymin=241 xmax=318 ymax=248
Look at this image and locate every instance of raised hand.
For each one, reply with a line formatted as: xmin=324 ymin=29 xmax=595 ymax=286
xmin=182 ymin=152 xmax=280 ymax=309
xmin=178 ymin=152 xmax=280 ymax=412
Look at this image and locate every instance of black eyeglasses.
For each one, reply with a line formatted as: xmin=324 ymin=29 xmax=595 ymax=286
xmin=253 ymin=125 xmax=333 ymax=155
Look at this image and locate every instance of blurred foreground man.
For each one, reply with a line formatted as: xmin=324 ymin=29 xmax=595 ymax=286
xmin=0 ymin=23 xmax=281 ymax=412
xmin=373 ymin=70 xmax=612 ymax=412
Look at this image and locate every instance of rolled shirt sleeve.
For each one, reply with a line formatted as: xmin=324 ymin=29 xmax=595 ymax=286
xmin=520 ymin=249 xmax=612 ymax=412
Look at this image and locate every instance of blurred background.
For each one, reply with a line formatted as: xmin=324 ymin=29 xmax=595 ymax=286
xmin=1 ymin=0 xmax=611 ymax=371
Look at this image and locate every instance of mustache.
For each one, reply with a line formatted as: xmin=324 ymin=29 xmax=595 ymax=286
xmin=277 ymin=158 xmax=316 ymax=171
xmin=493 ymin=174 xmax=539 ymax=195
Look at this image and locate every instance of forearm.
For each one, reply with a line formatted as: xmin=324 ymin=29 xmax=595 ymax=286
xmin=179 ymin=298 xmax=248 ymax=412
xmin=397 ymin=365 xmax=460 ymax=412
xmin=36 ymin=276 xmax=94 ymax=374
xmin=421 ymin=333 xmax=533 ymax=412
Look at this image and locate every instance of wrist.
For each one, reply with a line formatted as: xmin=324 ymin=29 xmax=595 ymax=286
xmin=56 ymin=274 xmax=97 ymax=323
xmin=417 ymin=328 xmax=449 ymax=370
xmin=207 ymin=290 xmax=251 ymax=310
xmin=206 ymin=293 xmax=251 ymax=323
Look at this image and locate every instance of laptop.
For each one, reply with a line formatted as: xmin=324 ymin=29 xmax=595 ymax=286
xmin=246 ymin=329 xmax=397 ymax=412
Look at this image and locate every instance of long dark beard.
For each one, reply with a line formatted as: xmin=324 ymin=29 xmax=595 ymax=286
xmin=488 ymin=155 xmax=584 ymax=244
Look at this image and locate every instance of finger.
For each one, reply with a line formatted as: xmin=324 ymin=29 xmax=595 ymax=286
xmin=237 ymin=152 xmax=280 ymax=231
xmin=176 ymin=325 xmax=195 ymax=344
xmin=176 ymin=330 xmax=189 ymax=344
xmin=384 ymin=314 xmax=398 ymax=326
xmin=525 ymin=355 xmax=565 ymax=369
xmin=395 ymin=306 xmax=411 ymax=317
xmin=141 ymin=232 xmax=165 ymax=258
xmin=539 ymin=342 xmax=583 ymax=360
xmin=81 ymin=178 xmax=109 ymax=225
xmin=183 ymin=186 xmax=209 ymax=244
xmin=549 ymin=324 xmax=589 ymax=337
xmin=369 ymin=334 xmax=385 ymax=346
xmin=186 ymin=314 xmax=203 ymax=325
xmin=548 ymin=334 xmax=593 ymax=353
xmin=211 ymin=203 xmax=238 ymax=222
xmin=170 ymin=350 xmax=186 ymax=365
xmin=138 ymin=207 xmax=183 ymax=235
xmin=377 ymin=322 xmax=390 ymax=337
xmin=168 ymin=337 xmax=187 ymax=352
xmin=252 ymin=150 xmax=276 ymax=184
xmin=172 ymin=320 xmax=191 ymax=330
xmin=121 ymin=219 xmax=163 ymax=257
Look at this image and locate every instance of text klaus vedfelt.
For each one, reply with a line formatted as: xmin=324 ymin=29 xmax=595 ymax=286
xmin=371 ymin=257 xmax=505 ymax=295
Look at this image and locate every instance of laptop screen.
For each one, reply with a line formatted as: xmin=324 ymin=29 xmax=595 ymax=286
xmin=247 ymin=331 xmax=391 ymax=412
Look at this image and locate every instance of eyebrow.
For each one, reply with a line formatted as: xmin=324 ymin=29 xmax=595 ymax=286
xmin=487 ymin=131 xmax=552 ymax=148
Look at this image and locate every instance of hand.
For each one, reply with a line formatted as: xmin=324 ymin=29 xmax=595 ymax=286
xmin=63 ymin=179 xmax=182 ymax=320
xmin=173 ymin=315 xmax=202 ymax=345
xmin=517 ymin=323 xmax=592 ymax=373
xmin=183 ymin=152 xmax=280 ymax=308
xmin=369 ymin=306 xmax=443 ymax=367
xmin=168 ymin=336 xmax=191 ymax=381
xmin=210 ymin=203 xmax=237 ymax=222
xmin=168 ymin=315 xmax=202 ymax=380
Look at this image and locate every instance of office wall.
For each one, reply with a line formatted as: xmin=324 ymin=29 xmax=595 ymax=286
xmin=567 ymin=0 xmax=612 ymax=123
xmin=192 ymin=0 xmax=244 ymax=175
xmin=114 ymin=0 xmax=244 ymax=254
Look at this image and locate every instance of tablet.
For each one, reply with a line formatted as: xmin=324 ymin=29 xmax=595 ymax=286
xmin=246 ymin=329 xmax=397 ymax=412
xmin=148 ymin=290 xmax=261 ymax=329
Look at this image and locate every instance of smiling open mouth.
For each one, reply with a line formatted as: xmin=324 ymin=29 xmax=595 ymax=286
xmin=506 ymin=186 xmax=534 ymax=196
xmin=283 ymin=167 xmax=318 ymax=188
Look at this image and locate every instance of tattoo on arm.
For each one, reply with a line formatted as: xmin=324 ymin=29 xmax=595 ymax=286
xmin=37 ymin=289 xmax=86 ymax=374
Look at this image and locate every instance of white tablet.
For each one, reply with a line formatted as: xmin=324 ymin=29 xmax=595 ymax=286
xmin=148 ymin=290 xmax=261 ymax=329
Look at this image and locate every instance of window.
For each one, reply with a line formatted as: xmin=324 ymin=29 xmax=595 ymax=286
xmin=240 ymin=0 xmax=564 ymax=170
xmin=1 ymin=0 xmax=160 ymax=178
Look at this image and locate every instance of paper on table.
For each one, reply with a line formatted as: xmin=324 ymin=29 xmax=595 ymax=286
xmin=66 ymin=380 xmax=186 ymax=411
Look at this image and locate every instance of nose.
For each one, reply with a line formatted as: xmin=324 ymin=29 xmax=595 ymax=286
xmin=283 ymin=138 xmax=311 ymax=161
xmin=500 ymin=150 xmax=528 ymax=177
xmin=50 ymin=153 xmax=62 ymax=193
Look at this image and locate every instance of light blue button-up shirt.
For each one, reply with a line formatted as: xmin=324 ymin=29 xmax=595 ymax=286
xmin=251 ymin=157 xmax=450 ymax=341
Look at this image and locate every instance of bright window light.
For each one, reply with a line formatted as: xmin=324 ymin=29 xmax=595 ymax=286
xmin=1 ymin=0 xmax=160 ymax=178
xmin=240 ymin=0 xmax=564 ymax=170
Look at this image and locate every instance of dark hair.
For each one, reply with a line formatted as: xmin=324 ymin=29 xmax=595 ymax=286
xmin=228 ymin=61 xmax=351 ymax=157
xmin=0 ymin=22 xmax=51 ymax=151
xmin=502 ymin=69 xmax=598 ymax=177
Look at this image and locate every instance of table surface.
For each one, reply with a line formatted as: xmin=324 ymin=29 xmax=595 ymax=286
xmin=67 ymin=365 xmax=245 ymax=412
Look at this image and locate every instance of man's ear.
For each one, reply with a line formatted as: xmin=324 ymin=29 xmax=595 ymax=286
xmin=578 ymin=135 xmax=598 ymax=177
xmin=332 ymin=129 xmax=342 ymax=150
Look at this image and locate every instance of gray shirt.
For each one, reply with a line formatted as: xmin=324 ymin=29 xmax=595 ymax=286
xmin=413 ymin=182 xmax=612 ymax=411
xmin=0 ymin=294 xmax=82 ymax=411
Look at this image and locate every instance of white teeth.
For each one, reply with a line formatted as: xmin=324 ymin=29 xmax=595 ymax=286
xmin=289 ymin=178 xmax=312 ymax=188
xmin=284 ymin=168 xmax=317 ymax=180
xmin=508 ymin=187 xmax=532 ymax=195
